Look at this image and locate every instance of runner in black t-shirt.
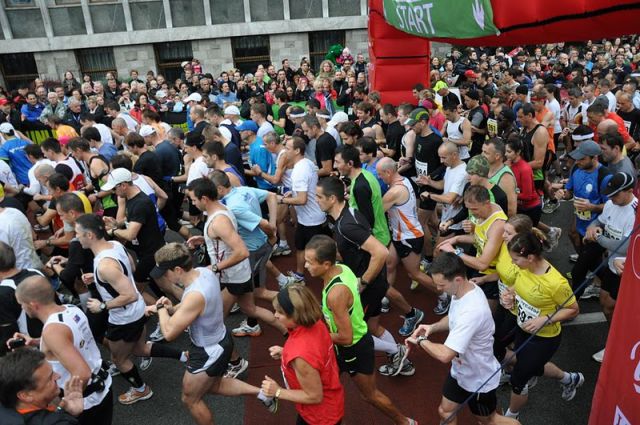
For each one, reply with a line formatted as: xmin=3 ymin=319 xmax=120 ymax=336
xmin=102 ymin=169 xmax=168 ymax=299
xmin=317 ymin=177 xmax=415 ymax=377
xmin=381 ymin=104 xmax=405 ymax=161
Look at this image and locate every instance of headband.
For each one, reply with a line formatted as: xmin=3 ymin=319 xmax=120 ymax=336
xmin=277 ymin=288 xmax=295 ymax=316
xmin=316 ymin=113 xmax=331 ymax=119
xmin=572 ymin=132 xmax=594 ymax=141
xmin=156 ymin=254 xmax=191 ymax=270
xmin=289 ymin=112 xmax=306 ymax=118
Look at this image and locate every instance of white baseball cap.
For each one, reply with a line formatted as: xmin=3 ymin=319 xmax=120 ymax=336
xmin=184 ymin=93 xmax=202 ymax=103
xmin=139 ymin=125 xmax=156 ymax=137
xmin=0 ymin=122 xmax=14 ymax=134
xmin=101 ymin=168 xmax=132 ymax=191
xmin=224 ymin=105 xmax=240 ymax=116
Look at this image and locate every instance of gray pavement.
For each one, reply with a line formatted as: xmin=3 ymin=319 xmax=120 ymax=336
xmin=111 ymin=201 xmax=605 ymax=425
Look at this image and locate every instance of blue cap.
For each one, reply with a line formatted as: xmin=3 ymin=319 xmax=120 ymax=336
xmin=236 ymin=120 xmax=258 ymax=133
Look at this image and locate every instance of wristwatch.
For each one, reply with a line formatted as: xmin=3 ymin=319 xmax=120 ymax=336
xmin=211 ymin=264 xmax=219 ymax=273
xmin=156 ymin=303 xmax=165 ymax=311
xmin=416 ymin=335 xmax=428 ymax=345
xmin=454 ymin=247 xmax=464 ymax=257
xmin=99 ymin=302 xmax=107 ymax=311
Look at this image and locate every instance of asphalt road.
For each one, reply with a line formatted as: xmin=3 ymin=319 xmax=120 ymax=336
xmin=110 ymin=201 xmax=606 ymax=425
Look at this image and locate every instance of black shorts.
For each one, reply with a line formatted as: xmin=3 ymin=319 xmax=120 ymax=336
xmin=105 ymin=315 xmax=147 ymax=343
xmin=134 ymin=254 xmax=156 ymax=284
xmin=510 ymin=329 xmax=561 ymax=394
xmin=186 ymin=329 xmax=233 ymax=377
xmin=518 ymin=204 xmax=542 ymax=227
xmin=442 ymin=373 xmax=497 ymax=417
xmin=418 ymin=187 xmax=442 ymax=211
xmin=598 ymin=266 xmax=621 ymax=300
xmin=391 ymin=237 xmax=423 ymax=259
xmin=361 ymin=276 xmax=389 ymax=320
xmin=336 ymin=332 xmax=374 ymax=376
xmin=294 ymin=222 xmax=331 ymax=251
xmin=221 ymin=279 xmax=253 ymax=296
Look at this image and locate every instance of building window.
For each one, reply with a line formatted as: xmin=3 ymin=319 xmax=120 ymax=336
xmin=249 ymin=0 xmax=283 ymax=22
xmin=171 ymin=0 xmax=205 ymax=27
xmin=130 ymin=1 xmax=166 ymax=30
xmin=232 ymin=36 xmax=270 ymax=75
xmin=4 ymin=0 xmax=35 ymax=7
xmin=289 ymin=0 xmax=322 ymax=19
xmin=155 ymin=41 xmax=193 ymax=84
xmin=309 ymin=30 xmax=345 ymax=72
xmin=210 ymin=0 xmax=244 ymax=25
xmin=0 ymin=53 xmax=38 ymax=91
xmin=328 ymin=0 xmax=360 ymax=17
xmin=76 ymin=47 xmax=116 ymax=82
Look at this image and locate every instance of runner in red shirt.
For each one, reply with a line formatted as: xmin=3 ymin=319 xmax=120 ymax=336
xmin=261 ymin=285 xmax=344 ymax=425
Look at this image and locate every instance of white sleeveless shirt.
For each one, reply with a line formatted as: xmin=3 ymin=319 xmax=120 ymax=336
xmin=92 ymin=241 xmax=145 ymax=325
xmin=184 ymin=268 xmax=226 ymax=357
xmin=41 ymin=305 xmax=112 ymax=409
xmin=446 ymin=116 xmax=470 ymax=160
xmin=204 ymin=209 xmax=252 ymax=284
xmin=387 ymin=177 xmax=424 ymax=241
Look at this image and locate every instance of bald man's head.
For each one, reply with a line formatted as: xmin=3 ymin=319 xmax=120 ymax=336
xmin=597 ymin=119 xmax=618 ymax=137
xmin=15 ymin=276 xmax=55 ymax=307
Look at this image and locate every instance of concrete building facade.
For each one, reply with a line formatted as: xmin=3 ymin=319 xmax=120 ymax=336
xmin=0 ymin=0 xmax=370 ymax=89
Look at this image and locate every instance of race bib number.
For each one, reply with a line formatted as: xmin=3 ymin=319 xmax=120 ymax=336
xmin=575 ymin=208 xmax=591 ymax=221
xmin=516 ymin=294 xmax=541 ymax=328
xmin=498 ymin=279 xmax=509 ymax=297
xmin=415 ymin=159 xmax=429 ymax=177
xmin=487 ymin=118 xmax=498 ymax=136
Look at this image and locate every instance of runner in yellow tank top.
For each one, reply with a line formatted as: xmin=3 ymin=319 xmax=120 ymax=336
xmin=437 ymin=185 xmax=505 ymax=309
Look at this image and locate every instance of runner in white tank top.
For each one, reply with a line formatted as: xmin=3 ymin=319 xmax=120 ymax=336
xmin=42 ymin=305 xmax=112 ymax=410
xmin=445 ymin=116 xmax=470 ymax=160
xmin=387 ymin=177 xmax=424 ymax=241
xmin=204 ymin=209 xmax=252 ymax=284
xmin=93 ymin=241 xmax=146 ymax=325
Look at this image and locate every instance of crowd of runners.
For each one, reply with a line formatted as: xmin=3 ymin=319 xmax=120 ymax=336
xmin=0 ymin=36 xmax=639 ymax=425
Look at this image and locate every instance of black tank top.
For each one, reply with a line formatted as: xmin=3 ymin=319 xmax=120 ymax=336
xmin=520 ymin=124 xmax=544 ymax=162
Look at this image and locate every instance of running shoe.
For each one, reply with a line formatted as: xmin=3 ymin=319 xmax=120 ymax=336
xmin=139 ymin=357 xmax=153 ymax=371
xmin=547 ymin=227 xmax=562 ymax=250
xmin=406 ymin=418 xmax=419 ymax=425
xmin=380 ymin=297 xmax=390 ymax=313
xmin=149 ymin=323 xmax=164 ymax=342
xmin=118 ymin=385 xmax=153 ymax=405
xmin=419 ymin=258 xmax=432 ymax=273
xmin=224 ymin=358 xmax=249 ymax=379
xmin=592 ymin=348 xmax=605 ymax=363
xmin=542 ymin=200 xmax=560 ymax=214
xmin=499 ymin=370 xmax=511 ymax=385
xmin=106 ymin=361 xmax=120 ymax=377
xmin=561 ymin=372 xmax=585 ymax=401
xmin=580 ymin=283 xmax=600 ymax=300
xmin=397 ymin=360 xmax=416 ymax=376
xmin=260 ymin=395 xmax=278 ymax=413
xmin=433 ymin=294 xmax=451 ymax=315
xmin=410 ymin=280 xmax=420 ymax=290
xmin=286 ymin=271 xmax=305 ymax=283
xmin=378 ymin=344 xmax=409 ymax=377
xmin=232 ymin=320 xmax=262 ymax=337
xmin=272 ymin=244 xmax=292 ymax=257
xmin=399 ymin=308 xmax=424 ymax=337
xmin=569 ymin=253 xmax=579 ymax=263
xmin=34 ymin=224 xmax=50 ymax=233
xmin=230 ymin=302 xmax=241 ymax=314
xmin=278 ymin=275 xmax=301 ymax=290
